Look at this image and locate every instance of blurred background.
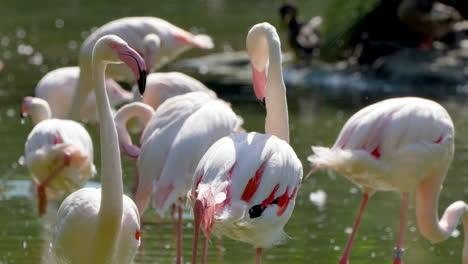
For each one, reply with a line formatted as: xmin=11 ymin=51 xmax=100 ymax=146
xmin=1 ymin=0 xmax=468 ymax=263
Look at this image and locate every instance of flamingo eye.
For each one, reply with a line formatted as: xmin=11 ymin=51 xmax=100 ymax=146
xmin=135 ymin=229 xmax=140 ymax=240
xmin=108 ymin=42 xmax=117 ymax=49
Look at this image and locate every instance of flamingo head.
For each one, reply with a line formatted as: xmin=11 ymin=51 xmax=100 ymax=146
xmin=20 ymin=96 xmax=34 ymax=119
xmin=94 ymin=35 xmax=147 ymax=95
xmin=246 ymin=23 xmax=276 ymax=106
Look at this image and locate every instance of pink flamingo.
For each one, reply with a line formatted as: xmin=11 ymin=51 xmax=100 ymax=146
xmin=141 ymin=72 xmax=216 ymax=110
xmin=189 ymin=23 xmax=303 ymax=264
xmin=52 ymin=35 xmax=147 ymax=264
xmin=130 ymin=90 xmax=242 ymax=264
xmin=308 ymin=97 xmax=468 ymax=264
xmin=21 ymin=96 xmax=95 ymax=216
xmin=69 ymin=16 xmax=214 ymax=120
xmin=115 ymin=72 xmax=217 ymax=160
xmin=35 ymin=66 xmax=133 ymax=122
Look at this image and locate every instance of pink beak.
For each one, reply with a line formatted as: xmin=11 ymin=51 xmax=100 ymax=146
xmin=115 ymin=45 xmax=148 ymax=95
xmin=252 ymin=66 xmax=266 ymax=106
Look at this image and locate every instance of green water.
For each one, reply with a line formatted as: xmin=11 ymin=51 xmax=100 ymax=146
xmin=1 ymin=1 xmax=467 ymax=263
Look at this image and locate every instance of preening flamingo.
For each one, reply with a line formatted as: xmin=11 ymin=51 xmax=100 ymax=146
xmin=308 ymin=97 xmax=468 ymax=264
xmin=132 ymin=91 xmax=242 ymax=264
xmin=189 ymin=22 xmax=303 ymax=264
xmin=114 ymin=101 xmax=154 ymax=161
xmin=52 ymin=35 xmax=147 ymax=264
xmin=21 ymin=96 xmax=95 ymax=216
xmin=35 ymin=66 xmax=133 ymax=122
xmin=69 ymin=16 xmax=214 ymax=120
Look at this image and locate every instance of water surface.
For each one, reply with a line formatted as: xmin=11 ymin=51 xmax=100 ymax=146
xmin=1 ymin=1 xmax=468 ymax=264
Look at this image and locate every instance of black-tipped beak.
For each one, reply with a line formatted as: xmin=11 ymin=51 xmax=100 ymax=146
xmin=138 ymin=69 xmax=147 ymax=95
xmin=259 ymin=97 xmax=266 ymax=108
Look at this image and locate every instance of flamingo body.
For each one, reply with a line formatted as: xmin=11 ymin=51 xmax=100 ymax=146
xmin=309 ymin=97 xmax=454 ymax=193
xmin=35 ymin=66 xmax=133 ymax=122
xmin=53 ymin=188 xmax=140 ymax=264
xmin=142 ymin=72 xmax=216 ymax=110
xmin=70 ymin=16 xmax=213 ymax=120
xmin=135 ymin=91 xmax=242 ymax=214
xmin=25 ymin=119 xmax=95 ymax=201
xmin=192 ymin=132 xmax=302 ymax=248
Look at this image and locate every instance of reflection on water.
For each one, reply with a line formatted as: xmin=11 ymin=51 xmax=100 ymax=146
xmin=1 ymin=0 xmax=468 ymax=263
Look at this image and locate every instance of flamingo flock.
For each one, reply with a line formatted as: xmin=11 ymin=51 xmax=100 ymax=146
xmin=14 ymin=14 xmax=468 ymax=264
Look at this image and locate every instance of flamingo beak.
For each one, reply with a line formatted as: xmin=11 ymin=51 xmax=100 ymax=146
xmin=116 ymin=46 xmax=147 ymax=95
xmin=251 ymin=66 xmax=266 ymax=107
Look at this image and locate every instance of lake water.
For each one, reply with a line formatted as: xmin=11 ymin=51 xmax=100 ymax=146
xmin=1 ymin=0 xmax=467 ymax=263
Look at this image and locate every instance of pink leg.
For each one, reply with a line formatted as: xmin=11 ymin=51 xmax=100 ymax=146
xmin=132 ymin=169 xmax=139 ymax=196
xmin=177 ymin=205 xmax=183 ymax=264
xmin=393 ymin=192 xmax=409 ymax=264
xmin=256 ymin=248 xmax=263 ymax=264
xmin=192 ymin=200 xmax=203 ymax=264
xmin=37 ymin=153 xmax=71 ymax=216
xmin=202 ymin=234 xmax=209 ymax=264
xmin=339 ymin=193 xmax=370 ymax=264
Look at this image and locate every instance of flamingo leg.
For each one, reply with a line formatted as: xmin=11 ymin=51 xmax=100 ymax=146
xmin=193 ymin=199 xmax=203 ymax=264
xmin=177 ymin=205 xmax=183 ymax=264
xmin=393 ymin=192 xmax=409 ymax=264
xmin=338 ymin=192 xmax=370 ymax=264
xmin=37 ymin=153 xmax=71 ymax=216
xmin=202 ymin=234 xmax=209 ymax=264
xmin=256 ymin=248 xmax=263 ymax=264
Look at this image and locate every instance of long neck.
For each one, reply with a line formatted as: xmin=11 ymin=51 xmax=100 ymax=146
xmin=264 ymin=32 xmax=289 ymax=143
xmin=31 ymin=101 xmax=52 ymax=124
xmin=90 ymin=58 xmax=123 ymax=262
xmin=416 ymin=171 xmax=468 ymax=263
xmin=115 ymin=102 xmax=154 ymax=146
xmin=68 ymin=50 xmax=93 ymax=120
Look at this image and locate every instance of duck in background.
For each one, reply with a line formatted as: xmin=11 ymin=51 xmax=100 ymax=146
xmin=280 ymin=2 xmax=322 ymax=65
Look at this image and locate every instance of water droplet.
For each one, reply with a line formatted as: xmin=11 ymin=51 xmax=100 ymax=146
xmin=451 ymin=229 xmax=460 ymax=238
xmin=16 ymin=28 xmax=26 ymax=39
xmin=6 ymin=108 xmax=15 ymax=117
xmin=55 ymin=19 xmax=64 ymax=29
xmin=18 ymin=155 xmax=25 ymax=165
xmin=23 ymin=241 xmax=27 ymax=249
xmin=344 ymin=227 xmax=352 ymax=234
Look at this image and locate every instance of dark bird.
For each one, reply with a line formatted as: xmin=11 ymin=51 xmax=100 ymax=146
xmin=280 ymin=3 xmax=322 ymax=64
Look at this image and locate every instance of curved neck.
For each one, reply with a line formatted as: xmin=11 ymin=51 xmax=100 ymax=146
xmin=91 ymin=56 xmax=123 ymax=261
xmin=68 ymin=52 xmax=92 ymax=120
xmin=264 ymin=31 xmax=289 ymax=143
xmin=115 ymin=102 xmax=154 ymax=146
xmin=416 ymin=171 xmax=468 ymax=262
xmin=31 ymin=101 xmax=52 ymax=124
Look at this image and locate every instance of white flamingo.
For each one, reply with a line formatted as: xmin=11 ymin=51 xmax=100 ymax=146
xmin=308 ymin=97 xmax=468 ymax=264
xmin=35 ymin=66 xmax=133 ymax=122
xmin=21 ymin=96 xmax=95 ymax=216
xmin=129 ymin=90 xmax=242 ymax=264
xmin=69 ymin=16 xmax=214 ymax=120
xmin=189 ymin=22 xmax=303 ymax=264
xmin=52 ymin=35 xmax=147 ymax=264
xmin=140 ymin=72 xmax=216 ymax=110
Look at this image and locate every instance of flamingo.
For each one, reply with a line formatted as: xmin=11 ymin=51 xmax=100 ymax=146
xmin=189 ymin=22 xmax=303 ymax=264
xmin=52 ymin=35 xmax=147 ymax=264
xmin=69 ymin=16 xmax=214 ymax=120
xmin=130 ymin=90 xmax=242 ymax=264
xmin=141 ymin=72 xmax=216 ymax=110
xmin=115 ymin=72 xmax=217 ymax=160
xmin=35 ymin=66 xmax=133 ymax=122
xmin=307 ymin=97 xmax=468 ymax=264
xmin=21 ymin=96 xmax=95 ymax=216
